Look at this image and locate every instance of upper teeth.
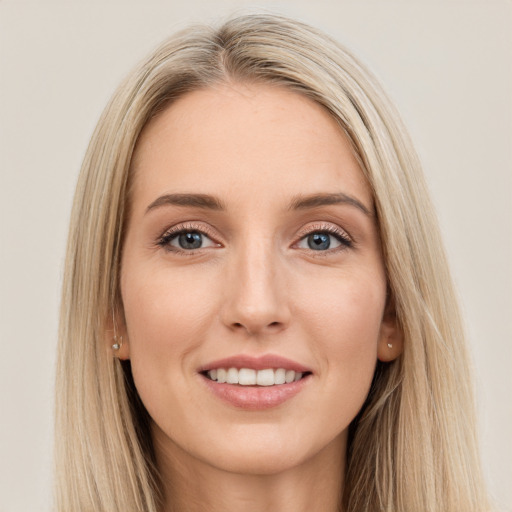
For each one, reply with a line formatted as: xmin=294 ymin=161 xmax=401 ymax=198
xmin=207 ymin=368 xmax=303 ymax=386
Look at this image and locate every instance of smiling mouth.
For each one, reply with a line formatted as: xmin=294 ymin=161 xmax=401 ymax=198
xmin=202 ymin=368 xmax=312 ymax=386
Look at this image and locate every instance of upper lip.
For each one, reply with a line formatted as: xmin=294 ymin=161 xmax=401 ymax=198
xmin=198 ymin=354 xmax=312 ymax=373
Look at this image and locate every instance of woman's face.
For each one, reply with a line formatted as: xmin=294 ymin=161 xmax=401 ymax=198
xmin=120 ymin=83 xmax=400 ymax=475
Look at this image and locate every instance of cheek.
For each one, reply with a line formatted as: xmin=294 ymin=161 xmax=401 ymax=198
xmin=121 ymin=267 xmax=214 ymax=407
xmin=123 ymin=266 xmax=213 ymax=349
xmin=301 ymin=269 xmax=386 ymax=350
xmin=298 ymin=271 xmax=386 ymax=415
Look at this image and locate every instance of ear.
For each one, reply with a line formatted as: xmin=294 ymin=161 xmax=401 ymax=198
xmin=104 ymin=309 xmax=131 ymax=360
xmin=377 ymin=295 xmax=403 ymax=362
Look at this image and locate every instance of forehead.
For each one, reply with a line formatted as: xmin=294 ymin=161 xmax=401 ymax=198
xmin=130 ymin=83 xmax=371 ymax=212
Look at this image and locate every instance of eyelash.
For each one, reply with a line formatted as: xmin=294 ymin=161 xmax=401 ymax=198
xmin=156 ymin=222 xmax=353 ymax=255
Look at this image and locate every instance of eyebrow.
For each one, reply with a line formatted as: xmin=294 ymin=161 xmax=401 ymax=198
xmin=146 ymin=193 xmax=226 ymax=213
xmin=145 ymin=191 xmax=372 ymax=216
xmin=289 ymin=193 xmax=372 ymax=216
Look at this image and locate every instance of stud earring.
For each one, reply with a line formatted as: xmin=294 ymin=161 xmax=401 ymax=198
xmin=111 ymin=309 xmax=123 ymax=351
xmin=387 ymin=342 xmax=393 ymax=348
xmin=112 ymin=335 xmax=123 ymax=351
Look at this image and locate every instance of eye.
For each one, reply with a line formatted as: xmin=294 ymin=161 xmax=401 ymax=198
xmin=157 ymin=225 xmax=220 ymax=253
xmin=173 ymin=231 xmax=213 ymax=250
xmin=295 ymin=227 xmax=352 ymax=252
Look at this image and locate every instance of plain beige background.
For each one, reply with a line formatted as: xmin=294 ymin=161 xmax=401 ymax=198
xmin=0 ymin=1 xmax=510 ymax=511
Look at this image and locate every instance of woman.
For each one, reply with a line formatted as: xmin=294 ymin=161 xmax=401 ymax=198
xmin=55 ymin=13 xmax=490 ymax=511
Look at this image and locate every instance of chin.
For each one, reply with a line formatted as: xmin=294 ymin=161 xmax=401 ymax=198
xmin=196 ymin=426 xmax=346 ymax=476
xmin=206 ymin=446 xmax=306 ymax=476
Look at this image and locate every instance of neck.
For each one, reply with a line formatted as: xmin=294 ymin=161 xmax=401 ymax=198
xmin=154 ymin=431 xmax=345 ymax=512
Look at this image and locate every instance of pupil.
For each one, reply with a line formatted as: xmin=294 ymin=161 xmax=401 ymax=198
xmin=179 ymin=231 xmax=202 ymax=249
xmin=308 ymin=233 xmax=330 ymax=250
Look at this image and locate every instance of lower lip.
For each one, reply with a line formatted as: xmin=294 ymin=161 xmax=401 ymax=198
xmin=201 ymin=374 xmax=311 ymax=410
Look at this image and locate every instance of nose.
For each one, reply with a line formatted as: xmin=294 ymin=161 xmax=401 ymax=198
xmin=220 ymin=238 xmax=291 ymax=336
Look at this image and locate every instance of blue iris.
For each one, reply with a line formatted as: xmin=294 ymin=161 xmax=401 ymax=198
xmin=307 ymin=233 xmax=331 ymax=250
xmin=178 ymin=231 xmax=203 ymax=250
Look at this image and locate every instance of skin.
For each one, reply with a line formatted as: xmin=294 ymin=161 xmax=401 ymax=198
xmin=118 ymin=82 xmax=402 ymax=512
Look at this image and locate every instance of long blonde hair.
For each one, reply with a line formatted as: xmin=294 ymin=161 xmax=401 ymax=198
xmin=55 ymin=13 xmax=489 ymax=511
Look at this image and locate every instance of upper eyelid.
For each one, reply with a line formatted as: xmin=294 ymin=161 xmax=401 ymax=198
xmin=160 ymin=222 xmax=217 ymax=238
xmin=295 ymin=222 xmax=352 ymax=240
